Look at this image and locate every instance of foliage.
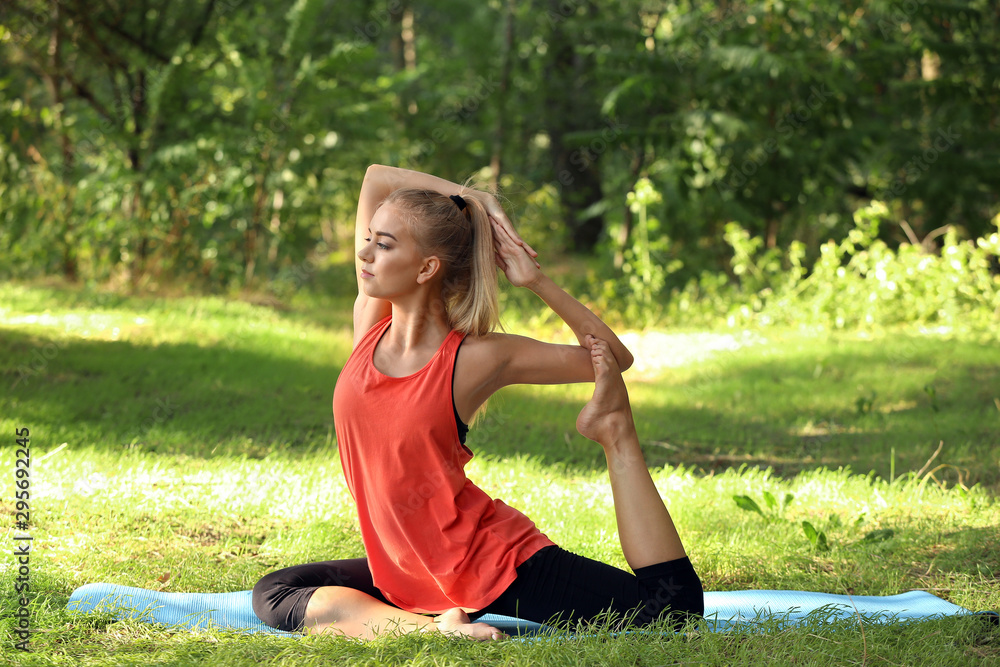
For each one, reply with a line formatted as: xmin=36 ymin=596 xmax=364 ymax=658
xmin=663 ymin=202 xmax=1000 ymax=336
xmin=732 ymin=491 xmax=830 ymax=551
xmin=2 ymin=0 xmax=999 ymax=298
xmin=593 ymin=177 xmax=684 ymax=326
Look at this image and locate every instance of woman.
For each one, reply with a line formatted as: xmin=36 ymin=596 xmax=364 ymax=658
xmin=252 ymin=165 xmax=702 ymax=640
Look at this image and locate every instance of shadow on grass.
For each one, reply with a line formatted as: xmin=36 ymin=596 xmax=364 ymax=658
xmin=3 ymin=316 xmax=998 ymax=490
xmin=469 ymin=338 xmax=1000 ymax=490
xmin=916 ymin=526 xmax=1000 ymax=585
xmin=1 ymin=328 xmax=341 ymax=458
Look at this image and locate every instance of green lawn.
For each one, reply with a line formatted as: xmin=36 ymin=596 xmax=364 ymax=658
xmin=1 ymin=280 xmax=998 ymax=665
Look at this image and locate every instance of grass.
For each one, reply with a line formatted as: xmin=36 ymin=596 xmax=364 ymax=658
xmin=1 ymin=278 xmax=999 ymax=665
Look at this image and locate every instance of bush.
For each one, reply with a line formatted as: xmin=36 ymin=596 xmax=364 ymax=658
xmin=663 ymin=202 xmax=1000 ymax=336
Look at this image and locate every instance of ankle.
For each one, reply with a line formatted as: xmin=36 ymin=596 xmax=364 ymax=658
xmin=603 ymin=436 xmax=645 ymax=475
xmin=601 ymin=420 xmax=640 ymax=452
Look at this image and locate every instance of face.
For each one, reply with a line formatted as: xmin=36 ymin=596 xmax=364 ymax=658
xmin=357 ymin=204 xmax=439 ymax=300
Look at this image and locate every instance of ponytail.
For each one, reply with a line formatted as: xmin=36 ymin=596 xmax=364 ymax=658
xmin=383 ymin=187 xmax=502 ymax=337
xmin=446 ymin=190 xmax=500 ymax=336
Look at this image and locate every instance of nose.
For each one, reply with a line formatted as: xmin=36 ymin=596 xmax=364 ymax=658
xmin=357 ymin=239 xmax=373 ymax=263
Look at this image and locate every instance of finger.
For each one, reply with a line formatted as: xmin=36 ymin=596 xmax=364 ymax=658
xmin=491 ymin=217 xmax=541 ymax=269
xmin=492 ymin=236 xmax=509 ymax=264
xmin=491 ymin=219 xmax=520 ymax=252
xmin=496 ymin=220 xmax=528 ymax=255
xmin=499 ymin=221 xmax=538 ymax=258
xmin=491 ymin=228 xmax=514 ymax=258
xmin=490 ymin=216 xmax=540 ymax=265
xmin=484 ymin=206 xmax=537 ymax=254
xmin=519 ymin=240 xmax=539 ymax=258
xmin=490 ymin=213 xmax=523 ymax=244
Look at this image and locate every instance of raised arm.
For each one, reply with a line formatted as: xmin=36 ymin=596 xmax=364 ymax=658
xmin=352 ymin=165 xmax=535 ymax=345
xmin=353 ymin=166 xmax=458 ymax=344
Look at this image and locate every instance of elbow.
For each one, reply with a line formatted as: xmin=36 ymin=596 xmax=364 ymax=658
xmin=360 ymin=165 xmax=393 ymax=202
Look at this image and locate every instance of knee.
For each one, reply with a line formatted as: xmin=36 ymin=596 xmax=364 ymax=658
xmin=636 ymin=561 xmax=704 ymax=627
xmin=251 ymin=571 xmax=287 ymax=629
xmin=666 ymin=577 xmax=704 ymax=624
xmin=638 ymin=583 xmax=704 ymax=628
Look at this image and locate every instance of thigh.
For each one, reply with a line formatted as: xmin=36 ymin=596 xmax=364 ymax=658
xmin=478 ymin=546 xmax=703 ymax=628
xmin=478 ymin=546 xmax=645 ymax=627
xmin=252 ymin=557 xmax=391 ymax=631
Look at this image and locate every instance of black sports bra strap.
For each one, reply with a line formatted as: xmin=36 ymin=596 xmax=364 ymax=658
xmin=451 ymin=336 xmax=470 ymax=445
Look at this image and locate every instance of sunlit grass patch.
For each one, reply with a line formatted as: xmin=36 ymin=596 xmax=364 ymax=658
xmin=2 ymin=281 xmax=999 ymax=665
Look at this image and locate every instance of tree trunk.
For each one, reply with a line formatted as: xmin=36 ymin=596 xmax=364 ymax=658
xmin=43 ymin=1 xmax=78 ymax=281
xmin=267 ymin=188 xmax=284 ymax=264
xmin=615 ymin=149 xmax=646 ymax=268
xmin=246 ymin=159 xmax=268 ymax=286
xmin=490 ymin=0 xmax=515 ymax=191
xmin=128 ymin=68 xmax=148 ymax=289
xmin=543 ymin=0 xmax=605 ymax=252
xmin=390 ymin=0 xmax=417 ymax=114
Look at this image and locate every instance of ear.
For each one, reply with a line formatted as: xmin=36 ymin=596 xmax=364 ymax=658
xmin=416 ymin=255 xmax=442 ymax=285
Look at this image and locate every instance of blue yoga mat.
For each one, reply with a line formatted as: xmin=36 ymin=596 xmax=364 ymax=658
xmin=67 ymin=583 xmax=984 ymax=636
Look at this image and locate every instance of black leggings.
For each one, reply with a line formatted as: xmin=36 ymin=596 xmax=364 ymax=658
xmin=252 ymin=545 xmax=703 ymax=632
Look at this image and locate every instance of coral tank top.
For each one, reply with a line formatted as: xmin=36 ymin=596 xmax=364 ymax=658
xmin=333 ymin=316 xmax=553 ymax=613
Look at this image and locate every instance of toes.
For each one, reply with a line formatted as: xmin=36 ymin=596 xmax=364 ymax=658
xmin=475 ymin=624 xmax=505 ymax=641
xmin=587 ymin=335 xmax=607 ymax=353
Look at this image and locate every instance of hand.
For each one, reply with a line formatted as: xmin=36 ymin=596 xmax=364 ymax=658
xmin=434 ymin=608 xmax=507 ymax=641
xmin=484 ymin=198 xmax=540 ymax=268
xmin=491 ymin=216 xmax=544 ymax=289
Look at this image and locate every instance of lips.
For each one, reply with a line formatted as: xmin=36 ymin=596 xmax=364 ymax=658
xmin=361 ymin=270 xmax=374 ymax=279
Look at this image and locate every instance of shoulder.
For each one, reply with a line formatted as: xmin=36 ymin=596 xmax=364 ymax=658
xmin=455 ymin=332 xmax=504 ymax=367
xmin=456 ymin=331 xmax=517 ymax=358
xmin=453 ymin=333 xmax=513 ymax=386
xmin=451 ymin=333 xmax=514 ymax=421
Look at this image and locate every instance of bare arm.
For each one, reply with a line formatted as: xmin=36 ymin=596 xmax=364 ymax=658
xmin=353 ymin=166 xmax=450 ymax=344
xmin=487 ymin=218 xmax=633 ymax=389
xmin=527 ymin=274 xmax=634 ymax=370
xmin=353 ymin=164 xmax=535 ymax=345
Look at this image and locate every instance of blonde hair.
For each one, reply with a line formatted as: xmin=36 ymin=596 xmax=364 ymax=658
xmin=383 ymin=187 xmax=501 ymax=336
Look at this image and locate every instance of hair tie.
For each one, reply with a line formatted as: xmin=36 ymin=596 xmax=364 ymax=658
xmin=449 ymin=194 xmax=467 ymax=211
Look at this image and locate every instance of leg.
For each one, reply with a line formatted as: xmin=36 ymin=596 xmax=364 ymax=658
xmin=576 ymin=335 xmax=687 ymax=570
xmin=477 ymin=544 xmax=703 ymax=628
xmin=475 ymin=340 xmax=703 ymax=629
xmin=253 ymin=558 xmax=505 ymax=640
xmin=252 ymin=558 xmax=389 ymax=632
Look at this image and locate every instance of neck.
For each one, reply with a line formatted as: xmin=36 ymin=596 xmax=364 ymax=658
xmin=386 ymin=291 xmax=451 ymax=350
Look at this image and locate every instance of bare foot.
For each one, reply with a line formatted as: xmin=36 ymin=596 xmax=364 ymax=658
xmin=435 ymin=608 xmax=507 ymax=641
xmin=576 ymin=335 xmax=636 ymax=445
